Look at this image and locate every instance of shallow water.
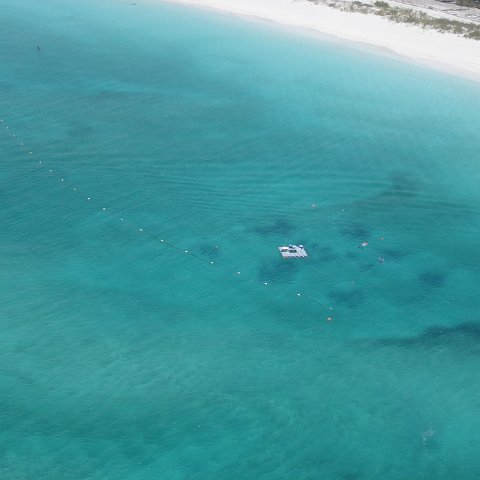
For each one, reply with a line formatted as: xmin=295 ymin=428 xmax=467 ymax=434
xmin=1 ymin=0 xmax=480 ymax=478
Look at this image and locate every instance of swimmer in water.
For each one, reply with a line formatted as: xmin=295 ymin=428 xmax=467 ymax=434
xmin=359 ymin=241 xmax=368 ymax=249
xmin=378 ymin=256 xmax=385 ymax=263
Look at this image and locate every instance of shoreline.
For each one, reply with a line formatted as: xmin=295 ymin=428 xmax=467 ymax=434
xmin=157 ymin=0 xmax=480 ymax=83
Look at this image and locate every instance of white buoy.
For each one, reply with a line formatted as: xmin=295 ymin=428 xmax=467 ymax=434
xmin=87 ymin=197 xmax=91 ymax=200
xmin=210 ymin=261 xmax=214 ymax=264
xmin=297 ymin=293 xmax=301 ymax=296
xmin=139 ymin=228 xmax=143 ymax=232
xmin=264 ymin=282 xmax=268 ymax=285
xmin=185 ymin=250 xmax=188 ymax=253
xmin=102 ymin=207 xmax=106 ymax=211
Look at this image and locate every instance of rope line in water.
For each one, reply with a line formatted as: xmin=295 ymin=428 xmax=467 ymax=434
xmin=0 ymin=118 xmax=336 ymax=319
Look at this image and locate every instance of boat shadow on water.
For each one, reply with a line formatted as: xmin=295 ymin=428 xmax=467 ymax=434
xmin=257 ymin=258 xmax=299 ymax=284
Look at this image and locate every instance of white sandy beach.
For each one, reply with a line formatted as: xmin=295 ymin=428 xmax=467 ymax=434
xmin=161 ymin=0 xmax=480 ymax=82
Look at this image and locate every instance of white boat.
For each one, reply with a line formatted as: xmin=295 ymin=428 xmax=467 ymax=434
xmin=278 ymin=244 xmax=308 ymax=258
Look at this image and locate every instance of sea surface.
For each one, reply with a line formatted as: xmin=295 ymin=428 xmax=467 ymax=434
xmin=1 ymin=0 xmax=480 ymax=478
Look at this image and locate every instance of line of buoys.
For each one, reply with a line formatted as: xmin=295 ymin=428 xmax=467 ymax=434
xmin=1 ymin=117 xmax=336 ymax=320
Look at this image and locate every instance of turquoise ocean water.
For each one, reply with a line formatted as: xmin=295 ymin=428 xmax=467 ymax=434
xmin=2 ymin=0 xmax=480 ymax=478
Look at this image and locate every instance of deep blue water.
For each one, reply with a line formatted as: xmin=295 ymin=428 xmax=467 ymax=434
xmin=2 ymin=0 xmax=480 ymax=478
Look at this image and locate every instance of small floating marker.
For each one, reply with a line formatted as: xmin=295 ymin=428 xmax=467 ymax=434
xmin=139 ymin=228 xmax=143 ymax=232
xmin=87 ymin=197 xmax=91 ymax=200
xmin=329 ymin=307 xmax=333 ymax=310
xmin=61 ymin=178 xmax=64 ymax=182
xmin=102 ymin=207 xmax=106 ymax=211
xmin=73 ymin=187 xmax=76 ymax=191
xmin=120 ymin=218 xmax=124 ymax=221
xmin=210 ymin=261 xmax=214 ymax=264
xmin=160 ymin=239 xmax=164 ymax=242
xmin=12 ymin=134 xmax=15 ymax=137
xmin=327 ymin=317 xmax=333 ymax=321
xmin=49 ymin=169 xmax=52 ymax=172
xmin=29 ymin=152 xmax=32 ymax=154
xmin=264 ymin=282 xmax=268 ymax=285
xmin=185 ymin=250 xmax=189 ymax=253
xmin=312 ymin=203 xmax=316 ymax=208
xmin=297 ymin=293 xmax=301 ymax=296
